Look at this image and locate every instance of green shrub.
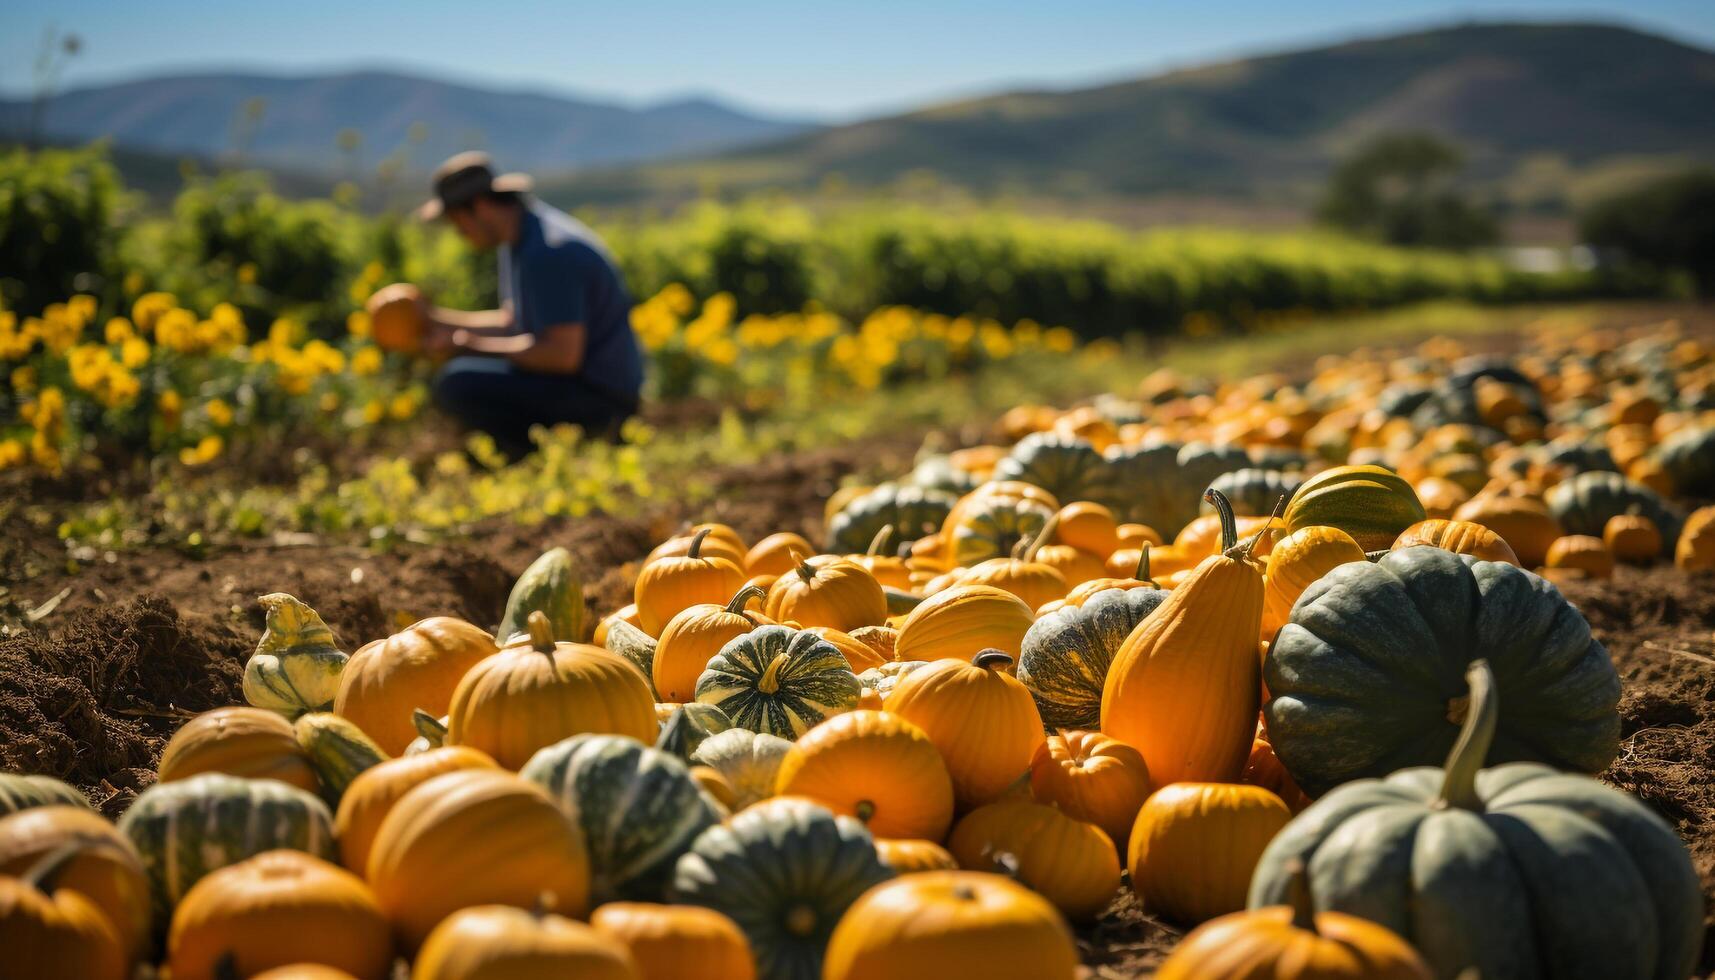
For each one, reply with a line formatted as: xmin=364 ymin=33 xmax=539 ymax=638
xmin=0 ymin=146 xmax=123 ymax=313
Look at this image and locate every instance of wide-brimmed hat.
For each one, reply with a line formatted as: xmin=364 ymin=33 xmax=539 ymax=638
xmin=415 ymin=151 xmax=534 ymax=221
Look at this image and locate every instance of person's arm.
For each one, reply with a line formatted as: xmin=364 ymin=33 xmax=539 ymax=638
xmin=451 ymin=323 xmax=587 ymax=374
xmin=427 ymin=304 xmax=513 ymax=333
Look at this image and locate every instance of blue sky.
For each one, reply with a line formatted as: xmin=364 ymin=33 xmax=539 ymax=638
xmin=4 ymin=0 xmax=1713 ymax=119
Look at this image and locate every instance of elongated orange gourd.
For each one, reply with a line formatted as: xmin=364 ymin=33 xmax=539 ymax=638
xmin=1101 ymin=490 xmax=1263 ymax=787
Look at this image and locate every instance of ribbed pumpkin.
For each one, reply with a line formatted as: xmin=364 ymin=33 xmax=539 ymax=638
xmin=0 ymin=842 xmax=131 ymax=980
xmin=1261 ymin=525 xmax=1366 ymax=642
xmin=1159 ymin=860 xmax=1432 ymax=980
xmin=413 ymin=904 xmax=640 ymax=980
xmin=495 ymin=547 xmax=585 ymax=646
xmin=694 ymin=626 xmax=861 ymax=739
xmin=946 ymin=801 xmax=1120 ymax=921
xmin=825 ymin=484 xmax=958 ymax=555
xmin=1030 ymin=544 xmax=1109 ymax=589
xmin=1604 ymin=514 xmax=1663 ymax=564
xmin=635 ymin=530 xmax=749 ymax=636
xmin=1283 ymin=465 xmax=1425 ymax=551
xmin=520 ymin=734 xmax=721 ymax=904
xmin=774 ymin=711 xmax=954 ymax=840
xmin=166 ymin=850 xmax=392 ymax=980
xmin=764 ymin=555 xmax=888 ymax=632
xmin=1128 ymin=783 xmax=1291 ymax=925
xmin=846 ymin=527 xmax=914 ymax=590
xmin=747 ymin=531 xmax=816 ymax=578
xmin=886 ymin=651 xmax=1045 ymax=810
xmin=822 ymin=871 xmax=1079 ymax=980
xmin=944 ymin=482 xmax=1060 ymax=568
xmin=591 ymin=902 xmax=755 ymax=980
xmin=334 ymin=616 xmax=497 ymax=756
xmin=333 ymin=746 xmax=497 ymax=876
xmin=1017 ymin=586 xmax=1167 ymax=730
xmin=447 ymin=611 xmax=657 ymax=769
xmin=593 ymin=604 xmax=642 ymax=646
xmin=1028 ymin=731 xmax=1151 ymax=852
xmin=243 ymin=593 xmax=350 ymax=718
xmin=1452 ymin=492 xmax=1563 ymax=567
xmin=873 ymin=838 xmax=959 ymax=875
xmin=246 ymin=965 xmax=361 ymax=980
xmin=1263 ymin=547 xmax=1620 ymax=798
xmin=1544 ymin=469 xmax=1682 ymax=554
xmin=1390 ymin=518 xmax=1519 ymax=565
xmin=1545 ymin=533 xmax=1615 ymax=578
xmin=157 ymin=706 xmax=322 ymax=795
xmin=119 ymin=773 xmax=336 ymax=923
xmin=1678 ymin=504 xmax=1715 ymax=571
xmin=0 ymin=805 xmax=150 ymax=962
xmin=689 ymin=728 xmax=794 ymax=810
xmin=0 ymin=773 xmax=89 ymax=816
xmin=894 ymin=585 xmax=1034 ymax=664
xmin=671 ymin=797 xmax=895 ymax=980
xmin=366 ymin=768 xmax=590 ymax=950
xmin=653 ymin=586 xmax=769 ymax=703
xmin=648 ymin=525 xmax=749 ymax=567
xmin=1061 ymin=544 xmax=1161 ymax=606
xmin=1250 ymin=660 xmax=1702 ymax=980
xmin=1413 ymin=475 xmax=1471 ymax=519
xmin=1102 ymin=490 xmax=1264 ymax=787
xmin=801 ymin=626 xmax=886 ymax=674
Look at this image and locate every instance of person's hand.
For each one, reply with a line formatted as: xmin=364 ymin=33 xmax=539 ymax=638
xmin=423 ymin=324 xmax=461 ymax=359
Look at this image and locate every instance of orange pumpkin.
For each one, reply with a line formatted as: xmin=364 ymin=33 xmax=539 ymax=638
xmin=653 ymin=586 xmax=770 ymax=703
xmin=167 ymin=850 xmax=392 ymax=980
xmin=822 ymin=871 xmax=1078 ymax=980
xmin=1545 ymin=534 xmax=1614 ymax=579
xmin=1028 ymin=731 xmax=1151 ymax=852
xmin=847 ymin=527 xmax=915 ymax=591
xmin=593 ymin=604 xmax=642 ymax=646
xmin=1063 ymin=545 xmax=1161 ymax=606
xmin=447 ymin=612 xmax=657 ymax=769
xmin=1604 ymin=514 xmax=1662 ymax=564
xmin=894 ymin=585 xmax=1035 ymax=664
xmin=0 ymin=843 xmax=130 ymax=980
xmin=1029 ymin=544 xmax=1108 ymax=589
xmin=0 ymin=805 xmax=151 ymax=962
xmin=873 ymin=838 xmax=959 ymax=875
xmin=333 ymin=746 xmax=498 ymax=876
xmin=591 ymin=903 xmax=752 ymax=980
xmin=1261 ymin=525 xmax=1366 ymax=641
xmin=774 ymin=710 xmax=954 ymax=840
xmin=1391 ymin=518 xmax=1520 ymax=565
xmin=746 ymin=532 xmax=815 ymax=578
xmin=1677 ymin=505 xmax=1715 ymax=571
xmin=1413 ymin=475 xmax=1472 ymax=519
xmin=251 ymin=966 xmax=362 ymax=980
xmin=886 ymin=651 xmax=1045 ymax=810
xmin=366 ymin=769 xmax=591 ymax=950
xmin=1054 ymin=502 xmax=1122 ymax=556
xmin=635 ymin=529 xmax=749 ymax=636
xmin=1128 ymin=782 xmax=1291 ymax=925
xmin=763 ymin=554 xmax=888 ymax=632
xmin=1102 ymin=491 xmax=1264 ymax=787
xmin=847 ymin=626 xmax=898 ymax=664
xmin=687 ymin=766 xmax=739 ymax=813
xmin=1452 ymin=493 xmax=1563 ymax=568
xmin=334 ymin=617 xmax=497 ymax=755
xmin=414 ymin=904 xmax=639 ymax=980
xmin=954 ymin=544 xmax=1069 ymax=613
xmin=157 ymin=706 xmax=321 ymax=795
xmin=946 ymin=801 xmax=1120 ymax=921
xmin=805 ymin=626 xmax=890 ymax=674
xmin=1115 ymin=523 xmax=1165 ymax=549
xmin=1240 ymin=736 xmax=1313 ymax=813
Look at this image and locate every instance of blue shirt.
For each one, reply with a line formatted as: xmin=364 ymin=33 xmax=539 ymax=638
xmin=499 ymin=199 xmax=643 ymax=399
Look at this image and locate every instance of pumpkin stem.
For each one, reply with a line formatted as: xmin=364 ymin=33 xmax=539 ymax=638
xmin=1435 ymin=659 xmax=1497 ymax=812
xmin=1204 ymin=488 xmax=1240 ymax=554
xmin=785 ymin=904 xmax=818 ymax=937
xmin=1021 ymin=513 xmax=1060 ymax=563
xmin=972 ymin=649 xmax=1015 ymax=672
xmin=687 ymin=527 xmax=712 ymax=560
xmin=1244 ymin=495 xmax=1288 ymax=562
xmin=213 ymin=953 xmax=242 ymax=980
xmin=525 ymin=610 xmax=556 ymax=654
xmin=758 ymin=652 xmax=790 ymax=695
xmin=1283 ymin=858 xmax=1318 ymax=933
xmin=725 ymin=585 xmax=767 ymax=615
xmin=790 ymin=549 xmax=818 ymax=584
xmin=1133 ymin=544 xmax=1152 ymax=583
xmin=867 ymin=525 xmax=894 ymax=558
xmin=411 ymin=709 xmax=448 ymax=747
xmin=854 ymin=800 xmax=876 ymax=823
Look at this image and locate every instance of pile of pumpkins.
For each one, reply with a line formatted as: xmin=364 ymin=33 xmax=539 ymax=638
xmin=3 ymin=323 xmax=1712 ymax=980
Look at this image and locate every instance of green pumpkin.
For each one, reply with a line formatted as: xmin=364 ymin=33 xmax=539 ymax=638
xmin=1532 ymin=438 xmax=1617 ymax=476
xmin=293 ymin=712 xmax=387 ymax=803
xmin=1409 ymin=358 xmax=1545 ymax=431
xmin=688 ymin=728 xmax=794 ymax=810
xmin=0 ymin=772 xmax=90 ymax=816
xmin=1203 ymin=468 xmax=1303 ymax=518
xmin=1283 ymin=464 xmax=1426 ymax=551
xmin=521 ymin=733 xmax=721 ymax=904
xmin=1246 ymin=446 xmax=1312 ymax=472
xmin=825 ymin=484 xmax=958 ymax=554
xmin=948 ymin=492 xmax=1057 ymax=568
xmin=242 ymin=593 xmax=348 ymax=718
xmin=1544 ymin=470 xmax=1682 ymax=554
xmin=495 ymin=546 xmax=586 ymax=645
xmin=1251 ymin=660 xmax=1701 ymax=980
xmin=1103 ymin=441 xmax=1249 ymax=537
xmin=1655 ymin=424 xmax=1715 ymax=496
xmin=905 ymin=454 xmax=982 ymax=495
xmin=1018 ymin=587 xmax=1169 ymax=730
xmin=673 ymin=797 xmax=895 ymax=980
xmin=992 ymin=433 xmax=1116 ymax=509
xmin=118 ymin=772 xmax=335 ymax=922
xmin=655 ymin=702 xmax=735 ymax=760
xmin=855 ymin=661 xmax=930 ymax=704
xmin=696 ymin=626 xmax=860 ymax=740
xmin=1263 ymin=547 xmax=1619 ymax=798
xmin=604 ymin=619 xmax=659 ymax=690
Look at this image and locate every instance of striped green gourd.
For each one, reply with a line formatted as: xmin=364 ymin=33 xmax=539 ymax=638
xmin=293 ymin=712 xmax=388 ymax=802
xmin=688 ymin=728 xmax=794 ymax=810
xmin=495 ymin=547 xmax=586 ymax=645
xmin=655 ymin=703 xmax=734 ymax=760
xmin=243 ymin=593 xmax=348 ymax=718
xmin=603 ymin=619 xmax=659 ymax=692
xmin=521 ymin=733 xmax=721 ymax=904
xmin=0 ymin=772 xmax=90 ymax=816
xmin=1018 ymin=586 xmax=1169 ymax=730
xmin=117 ymin=772 xmax=335 ymax=922
xmin=694 ymin=626 xmax=860 ymax=740
xmin=1283 ymin=464 xmax=1426 ymax=551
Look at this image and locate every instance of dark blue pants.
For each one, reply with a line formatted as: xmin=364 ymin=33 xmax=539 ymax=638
xmin=432 ymin=357 xmax=637 ymax=456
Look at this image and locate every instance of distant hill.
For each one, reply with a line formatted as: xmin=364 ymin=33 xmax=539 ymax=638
xmin=0 ymin=70 xmax=816 ymax=175
xmin=542 ymin=22 xmax=1715 ymax=207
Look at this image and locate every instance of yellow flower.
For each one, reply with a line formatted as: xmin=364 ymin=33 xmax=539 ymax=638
xmin=105 ymin=317 xmax=135 ymax=344
xmin=120 ymin=335 xmax=151 ymax=369
xmin=350 ymin=346 xmax=383 ymax=376
xmin=11 ymin=365 xmax=36 ymax=394
xmin=133 ymin=292 xmax=176 ymax=332
xmin=362 ymin=399 xmax=385 ymax=424
xmin=158 ymin=389 xmax=183 ymax=427
xmin=347 ymin=310 xmax=372 ymax=340
xmin=319 ymin=391 xmax=340 ymax=413
xmin=268 ymin=317 xmax=302 ymax=347
xmin=178 ymin=434 xmax=223 ymax=467
xmin=207 ymin=398 xmax=234 ymax=427
xmin=0 ymin=439 xmax=25 ymax=470
xmin=29 ymin=430 xmax=60 ymax=475
xmin=387 ymin=391 xmax=418 ymax=420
